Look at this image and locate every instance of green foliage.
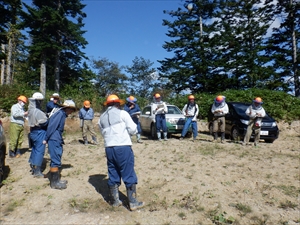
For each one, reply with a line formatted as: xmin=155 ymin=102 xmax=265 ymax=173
xmin=168 ymin=89 xmax=300 ymax=122
xmin=0 ymin=84 xmax=33 ymax=113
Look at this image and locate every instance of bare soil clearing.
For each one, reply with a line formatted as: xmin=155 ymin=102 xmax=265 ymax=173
xmin=0 ymin=117 xmax=299 ymax=225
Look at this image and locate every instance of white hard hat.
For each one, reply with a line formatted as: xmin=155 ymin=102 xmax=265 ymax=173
xmin=61 ymin=99 xmax=76 ymax=108
xmin=32 ymin=92 xmax=44 ymax=100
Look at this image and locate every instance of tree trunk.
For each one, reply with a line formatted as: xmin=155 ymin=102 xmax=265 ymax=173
xmin=54 ymin=51 xmax=60 ymax=93
xmin=1 ymin=44 xmax=5 ymax=85
xmin=291 ymin=0 xmax=299 ymax=97
xmin=40 ymin=54 xmax=46 ymax=97
xmin=6 ymin=38 xmax=12 ymax=84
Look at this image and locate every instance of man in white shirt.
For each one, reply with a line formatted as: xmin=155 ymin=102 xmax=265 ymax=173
xmin=243 ymin=97 xmax=266 ymax=146
xmin=98 ymin=94 xmax=144 ymax=211
xmin=211 ymin=95 xmax=229 ymax=143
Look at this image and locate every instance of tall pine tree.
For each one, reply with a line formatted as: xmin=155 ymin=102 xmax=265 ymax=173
xmin=21 ymin=0 xmax=88 ymax=95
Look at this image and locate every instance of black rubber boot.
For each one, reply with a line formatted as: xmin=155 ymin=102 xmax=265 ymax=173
xmin=33 ymin=166 xmax=44 ymax=178
xmin=9 ymin=150 xmax=16 ymax=158
xmin=221 ymin=132 xmax=225 ymax=143
xmin=109 ymin=185 xmax=122 ymax=207
xmin=213 ymin=132 xmax=218 ymax=142
xmin=92 ymin=136 xmax=98 ymax=145
xmin=83 ymin=137 xmax=88 ymax=145
xmin=50 ymin=167 xmax=67 ymax=189
xmin=126 ymin=184 xmax=144 ymax=211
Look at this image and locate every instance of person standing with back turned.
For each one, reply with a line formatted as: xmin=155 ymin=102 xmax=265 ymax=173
xmin=28 ymin=92 xmax=48 ymax=178
xmin=98 ymin=94 xmax=144 ymax=211
xmin=43 ymin=100 xmax=76 ymax=190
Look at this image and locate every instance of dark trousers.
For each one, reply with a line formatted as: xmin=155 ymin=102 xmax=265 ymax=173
xmin=105 ymin=146 xmax=137 ymax=188
xmin=28 ymin=129 xmax=46 ymax=166
xmin=48 ymin=140 xmax=63 ymax=168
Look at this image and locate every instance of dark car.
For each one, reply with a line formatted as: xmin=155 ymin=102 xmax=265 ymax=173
xmin=0 ymin=119 xmax=6 ymax=184
xmin=208 ymin=102 xmax=279 ymax=143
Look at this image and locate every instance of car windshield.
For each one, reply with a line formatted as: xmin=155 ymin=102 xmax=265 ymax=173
xmin=232 ymin=103 xmax=249 ymax=116
xmin=167 ymin=106 xmax=182 ymax=114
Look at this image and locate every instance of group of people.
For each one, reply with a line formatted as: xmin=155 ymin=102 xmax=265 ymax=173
xmin=9 ymin=93 xmax=76 ymax=190
xmin=8 ymin=91 xmax=265 ymax=211
xmin=210 ymin=95 xmax=266 ymax=146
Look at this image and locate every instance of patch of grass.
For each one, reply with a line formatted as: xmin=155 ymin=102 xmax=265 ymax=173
xmin=250 ymin=214 xmax=270 ymax=225
xmin=1 ymin=176 xmax=22 ymax=185
xmin=234 ymin=203 xmax=252 ymax=216
xmin=279 ymin=200 xmax=298 ymax=209
xmin=178 ymin=212 xmax=186 ymax=220
xmin=6 ymin=198 xmax=26 ymax=212
xmin=68 ymin=197 xmax=93 ymax=212
xmin=208 ymin=209 xmax=235 ymax=224
xmin=276 ymin=185 xmax=300 ymax=197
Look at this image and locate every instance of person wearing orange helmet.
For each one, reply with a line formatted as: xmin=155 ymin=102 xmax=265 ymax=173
xmin=9 ymin=95 xmax=28 ymax=158
xmin=78 ymin=100 xmax=98 ymax=145
xmin=124 ymin=96 xmax=143 ymax=143
xmin=242 ymin=97 xmax=266 ymax=146
xmin=98 ymin=94 xmax=144 ymax=211
xmin=152 ymin=93 xmax=168 ymax=141
xmin=179 ymin=95 xmax=199 ymax=141
xmin=211 ymin=95 xmax=229 ymax=143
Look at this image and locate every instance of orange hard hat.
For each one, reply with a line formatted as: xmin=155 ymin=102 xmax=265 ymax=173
xmin=104 ymin=94 xmax=125 ymax=106
xmin=215 ymin=95 xmax=224 ymax=103
xmin=188 ymin=95 xmax=195 ymax=100
xmin=154 ymin=93 xmax=161 ymax=98
xmin=17 ymin=95 xmax=27 ymax=103
xmin=83 ymin=100 xmax=91 ymax=108
xmin=253 ymin=97 xmax=263 ymax=104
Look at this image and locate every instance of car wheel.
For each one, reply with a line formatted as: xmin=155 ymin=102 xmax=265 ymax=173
xmin=264 ymin=139 xmax=275 ymax=143
xmin=151 ymin=123 xmax=157 ymax=140
xmin=0 ymin=149 xmax=5 ymax=184
xmin=231 ymin=127 xmax=241 ymax=141
xmin=209 ymin=123 xmax=213 ymax=135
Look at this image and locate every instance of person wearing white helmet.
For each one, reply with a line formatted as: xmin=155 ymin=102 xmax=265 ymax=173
xmin=43 ymin=99 xmax=76 ymax=189
xmin=28 ymin=92 xmax=48 ymax=178
xmin=46 ymin=93 xmax=60 ymax=114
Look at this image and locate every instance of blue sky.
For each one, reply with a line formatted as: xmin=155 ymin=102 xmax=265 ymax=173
xmin=82 ymin=0 xmax=185 ymax=70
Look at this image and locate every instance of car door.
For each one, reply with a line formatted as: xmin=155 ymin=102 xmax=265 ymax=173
xmin=139 ymin=106 xmax=152 ymax=132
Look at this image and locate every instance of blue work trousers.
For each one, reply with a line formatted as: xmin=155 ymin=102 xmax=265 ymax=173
xmin=48 ymin=140 xmax=63 ymax=168
xmin=155 ymin=114 xmax=167 ymax=132
xmin=132 ymin=117 xmax=142 ymax=134
xmin=181 ymin=117 xmax=198 ymax=138
xmin=105 ymin=146 xmax=137 ymax=188
xmin=28 ymin=129 xmax=46 ymax=167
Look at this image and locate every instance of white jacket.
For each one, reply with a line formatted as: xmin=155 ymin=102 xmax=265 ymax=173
xmin=182 ymin=103 xmax=199 ymax=121
xmin=98 ymin=106 xmax=137 ymax=147
xmin=152 ymin=101 xmax=168 ymax=115
xmin=211 ymin=102 xmax=229 ymax=117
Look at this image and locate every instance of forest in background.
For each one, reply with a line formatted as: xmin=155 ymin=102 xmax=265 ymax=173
xmin=0 ymin=0 xmax=299 ymax=120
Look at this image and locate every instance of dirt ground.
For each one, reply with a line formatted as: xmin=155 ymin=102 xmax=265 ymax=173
xmin=0 ymin=116 xmax=299 ymax=225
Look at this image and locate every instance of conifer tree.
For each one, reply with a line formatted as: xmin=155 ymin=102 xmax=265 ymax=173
xmin=21 ymin=0 xmax=88 ymax=94
xmin=266 ymin=0 xmax=300 ymax=96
